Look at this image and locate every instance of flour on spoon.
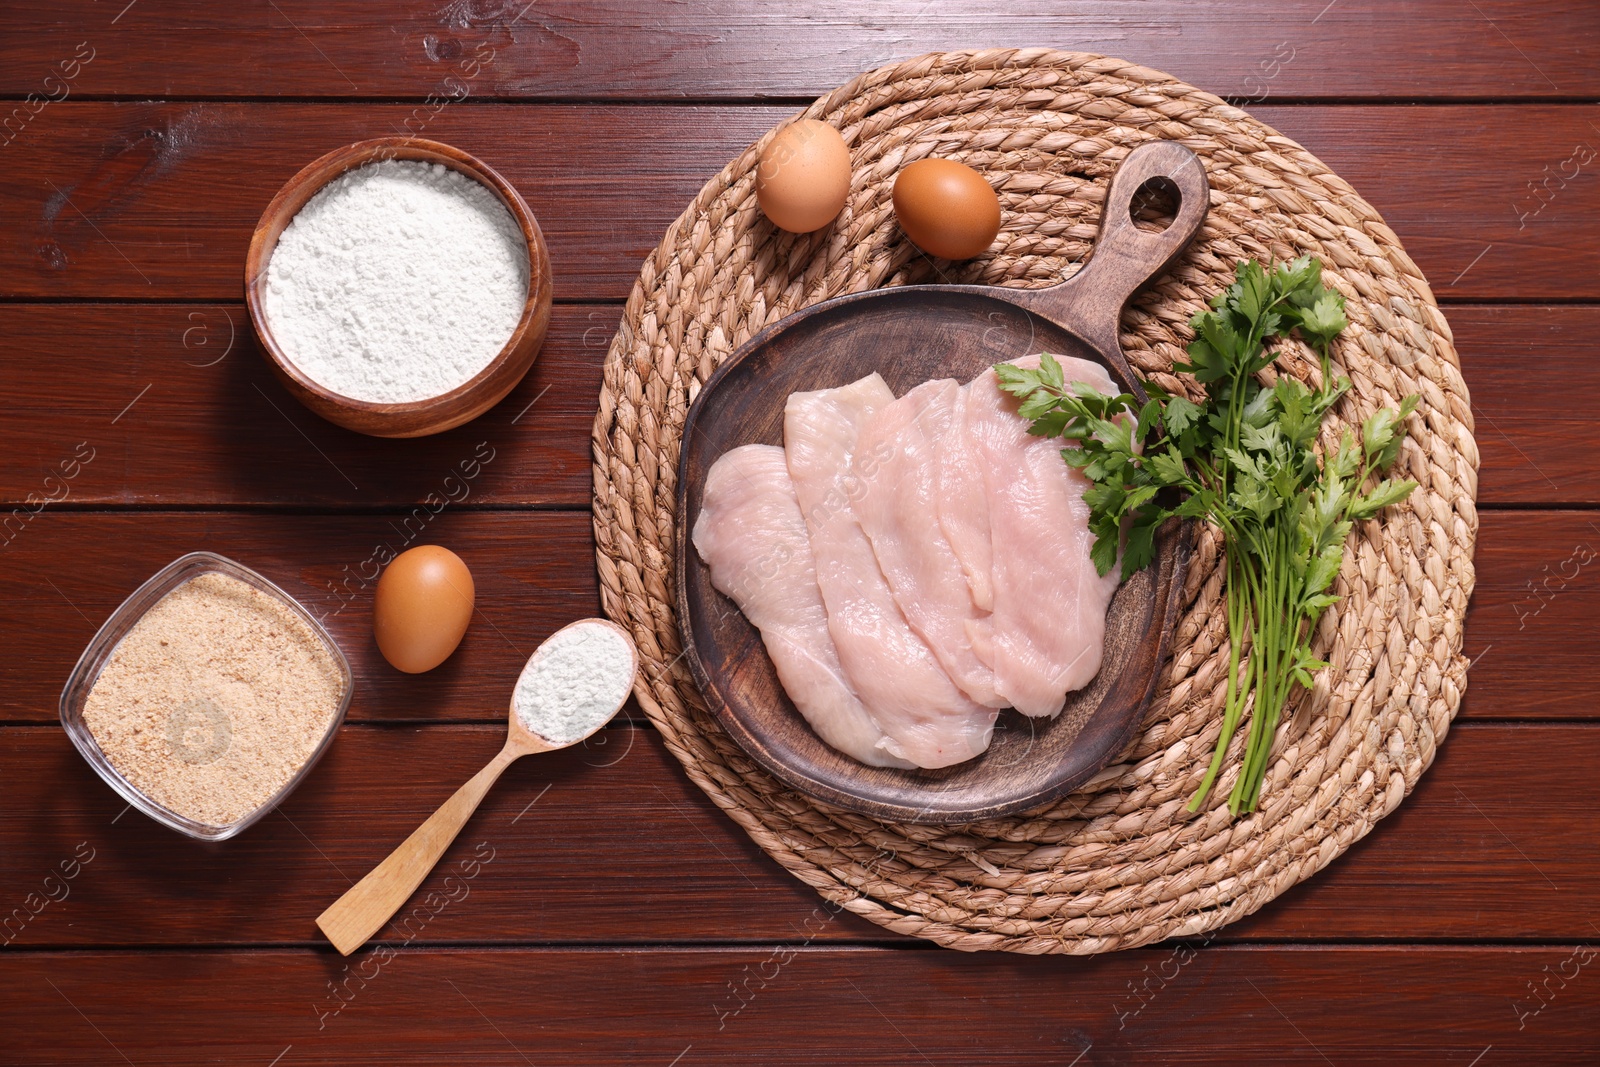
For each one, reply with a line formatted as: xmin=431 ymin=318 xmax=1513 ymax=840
xmin=513 ymin=623 xmax=635 ymax=744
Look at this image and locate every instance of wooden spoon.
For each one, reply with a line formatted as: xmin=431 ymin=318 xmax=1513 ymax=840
xmin=315 ymin=618 xmax=638 ymax=956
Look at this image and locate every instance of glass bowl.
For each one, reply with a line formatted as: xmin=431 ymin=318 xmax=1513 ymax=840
xmin=59 ymin=552 xmax=353 ymax=841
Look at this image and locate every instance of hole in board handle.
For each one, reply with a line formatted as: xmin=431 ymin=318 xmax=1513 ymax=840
xmin=1129 ymin=176 xmax=1180 ymax=234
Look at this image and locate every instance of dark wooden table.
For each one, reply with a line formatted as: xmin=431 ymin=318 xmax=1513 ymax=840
xmin=2 ymin=3 xmax=1597 ymax=1064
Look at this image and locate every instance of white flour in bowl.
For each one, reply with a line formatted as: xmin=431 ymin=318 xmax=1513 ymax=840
xmin=264 ymin=159 xmax=528 ymax=403
xmin=514 ymin=623 xmax=635 ymax=745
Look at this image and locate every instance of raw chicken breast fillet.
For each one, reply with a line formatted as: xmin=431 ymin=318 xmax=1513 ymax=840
xmin=948 ymin=354 xmax=1123 ymax=717
xmin=937 ymin=381 xmax=997 ymax=614
xmin=785 ymin=374 xmax=997 ymax=769
xmin=852 ymin=379 xmax=1004 ymax=708
xmin=691 ymin=444 xmax=913 ymax=769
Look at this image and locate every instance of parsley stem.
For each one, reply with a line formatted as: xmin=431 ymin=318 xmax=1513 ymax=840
xmin=1188 ymin=546 xmax=1250 ymax=812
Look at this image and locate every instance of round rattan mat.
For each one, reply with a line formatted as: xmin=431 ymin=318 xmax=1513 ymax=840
xmin=591 ymin=49 xmax=1478 ymax=954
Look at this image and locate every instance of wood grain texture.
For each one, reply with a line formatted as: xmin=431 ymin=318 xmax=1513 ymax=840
xmin=0 ymin=303 xmax=1590 ymax=508
xmin=0 ymin=510 xmax=1585 ymax=724
xmin=4 ymin=103 xmax=760 ymax=302
xmin=2 ymin=104 xmax=1596 ymax=301
xmin=2 ymin=1 xmax=1595 ymax=100
xmin=1457 ymin=306 xmax=1600 ymax=505
xmin=0 ymin=303 xmax=608 ymax=508
xmin=0 ymin=5 xmax=1586 ymax=1054
xmin=4 ymin=945 xmax=1597 ymax=1065
xmin=1461 ymin=510 xmax=1600 ymax=719
xmin=0 ymin=512 xmax=603 ymax=725
xmin=2 ymin=722 xmax=1595 ymax=948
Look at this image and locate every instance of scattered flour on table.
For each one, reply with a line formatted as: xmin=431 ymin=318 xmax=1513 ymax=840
xmin=514 ymin=623 xmax=635 ymax=744
xmin=263 ymin=159 xmax=528 ymax=403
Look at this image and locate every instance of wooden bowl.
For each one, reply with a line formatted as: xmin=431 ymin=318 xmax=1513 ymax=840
xmin=675 ymin=141 xmax=1206 ymax=823
xmin=244 ymin=137 xmax=552 ymax=439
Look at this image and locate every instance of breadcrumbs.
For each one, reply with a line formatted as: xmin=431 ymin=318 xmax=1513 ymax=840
xmin=82 ymin=571 xmax=344 ymax=828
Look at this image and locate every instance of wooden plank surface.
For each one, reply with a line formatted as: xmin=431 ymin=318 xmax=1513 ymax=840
xmin=3 ymin=4 xmax=1594 ymax=1061
xmin=3 ymin=1 xmax=1596 ymax=101
xmin=3 ymin=104 xmax=1596 ymax=302
xmin=4 ymin=946 xmax=1595 ymax=1066
xmin=0 ymin=303 xmax=609 ymax=508
xmin=1457 ymin=306 xmax=1600 ymax=505
xmin=0 ymin=510 xmax=1585 ymax=724
xmin=0 ymin=512 xmax=600 ymax=725
xmin=0 ymin=304 xmax=1589 ymax=509
xmin=0 ymin=721 xmax=1592 ymax=948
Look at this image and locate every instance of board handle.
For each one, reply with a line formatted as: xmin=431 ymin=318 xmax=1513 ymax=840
xmin=1014 ymin=140 xmax=1209 ymax=386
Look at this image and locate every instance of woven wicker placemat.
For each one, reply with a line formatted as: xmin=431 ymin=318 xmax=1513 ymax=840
xmin=591 ymin=49 xmax=1478 ymax=954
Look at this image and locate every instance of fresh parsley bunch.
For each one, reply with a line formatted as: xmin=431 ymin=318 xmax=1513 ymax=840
xmin=998 ymin=257 xmax=1418 ymax=815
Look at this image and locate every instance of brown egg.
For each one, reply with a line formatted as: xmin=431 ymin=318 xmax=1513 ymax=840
xmin=756 ymin=119 xmax=852 ymax=233
xmin=892 ymin=158 xmax=1002 ymax=260
xmin=373 ymin=545 xmax=474 ymax=673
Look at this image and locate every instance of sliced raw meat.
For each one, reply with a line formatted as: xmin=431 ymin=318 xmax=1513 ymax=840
xmin=785 ymin=374 xmax=996 ymax=769
xmin=956 ymin=354 xmax=1123 ymax=717
xmin=852 ymin=379 xmax=1003 ymax=707
xmin=937 ymin=382 xmax=996 ymax=613
xmin=691 ymin=444 xmax=913 ymax=769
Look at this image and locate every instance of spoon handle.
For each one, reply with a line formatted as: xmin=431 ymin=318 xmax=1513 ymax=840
xmin=316 ymin=745 xmax=521 ymax=955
